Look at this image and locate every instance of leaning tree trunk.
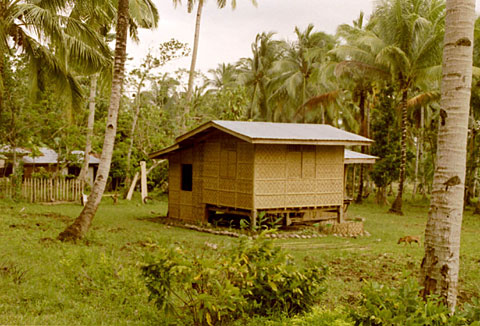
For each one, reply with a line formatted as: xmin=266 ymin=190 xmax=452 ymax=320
xmin=78 ymin=73 xmax=98 ymax=183
xmin=390 ymin=88 xmax=408 ymax=215
xmin=420 ymin=0 xmax=475 ymax=312
xmin=183 ymin=0 xmax=203 ymax=130
xmin=58 ymin=0 xmax=130 ymax=241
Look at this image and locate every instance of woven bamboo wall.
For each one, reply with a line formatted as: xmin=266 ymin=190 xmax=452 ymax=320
xmin=168 ymin=132 xmax=254 ymax=221
xmin=168 ymin=146 xmax=203 ymax=221
xmin=254 ymin=144 xmax=344 ymax=209
xmin=168 ymin=151 xmax=181 ymax=219
xmin=202 ymin=132 xmax=254 ymax=210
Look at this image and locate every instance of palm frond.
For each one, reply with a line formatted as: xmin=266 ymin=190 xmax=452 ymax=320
xmin=407 ymin=91 xmax=440 ymax=109
xmin=20 ymin=30 xmax=84 ymax=110
xmin=295 ymin=90 xmax=340 ymax=119
xmin=129 ymin=0 xmax=159 ymax=29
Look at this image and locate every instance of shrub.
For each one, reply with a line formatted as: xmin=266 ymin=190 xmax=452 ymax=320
xmin=289 ymin=307 xmax=354 ymax=326
xmin=141 ymin=235 xmax=327 ymax=325
xmin=349 ymin=278 xmax=479 ymax=326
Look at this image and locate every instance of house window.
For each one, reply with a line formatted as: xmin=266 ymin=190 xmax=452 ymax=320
xmin=181 ymin=164 xmax=193 ymax=191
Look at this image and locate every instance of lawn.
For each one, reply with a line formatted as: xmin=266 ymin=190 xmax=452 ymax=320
xmin=0 ymin=194 xmax=479 ymax=325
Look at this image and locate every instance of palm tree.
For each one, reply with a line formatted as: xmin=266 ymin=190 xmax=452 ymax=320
xmin=268 ymin=24 xmax=335 ymax=123
xmin=238 ymin=32 xmax=281 ymax=120
xmin=58 ymin=0 xmax=132 ymax=241
xmin=173 ymin=0 xmax=257 ymax=129
xmin=73 ymin=1 xmax=116 ymax=183
xmin=207 ymin=63 xmax=239 ymax=90
xmin=331 ymin=14 xmax=392 ymax=202
xmin=420 ymin=0 xmax=475 ymax=312
xmin=75 ymin=0 xmax=159 ymax=183
xmin=0 ymin=0 xmax=110 ymax=113
xmin=368 ymin=0 xmax=445 ymax=214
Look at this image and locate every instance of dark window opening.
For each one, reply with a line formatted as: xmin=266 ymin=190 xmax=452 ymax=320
xmin=68 ymin=166 xmax=81 ymax=177
xmin=181 ymin=164 xmax=193 ymax=191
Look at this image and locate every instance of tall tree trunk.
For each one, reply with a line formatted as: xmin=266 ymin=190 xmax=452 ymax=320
xmin=356 ymin=91 xmax=366 ymax=203
xmin=183 ymin=0 xmax=203 ymax=129
xmin=420 ymin=0 xmax=475 ymax=312
xmin=58 ymin=0 xmax=130 ymax=241
xmin=356 ymin=165 xmax=364 ymax=203
xmin=474 ymin=198 xmax=480 ymax=215
xmin=124 ymin=100 xmax=140 ymax=187
xmin=375 ymin=186 xmax=388 ymax=206
xmin=464 ymin=120 xmax=476 ymax=206
xmin=124 ymin=76 xmax=145 ymax=189
xmin=78 ymin=73 xmax=98 ymax=183
xmin=390 ymin=88 xmax=408 ymax=215
xmin=412 ymin=132 xmax=420 ymax=198
xmin=249 ymin=83 xmax=257 ymax=119
xmin=419 ymin=106 xmax=425 ymax=196
xmin=0 ymin=47 xmax=4 ymax=119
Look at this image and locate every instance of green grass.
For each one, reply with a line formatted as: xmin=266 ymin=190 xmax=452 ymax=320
xmin=0 ymin=194 xmax=479 ymax=325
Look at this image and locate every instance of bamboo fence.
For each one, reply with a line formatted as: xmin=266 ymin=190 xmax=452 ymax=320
xmin=0 ymin=177 xmax=84 ymax=203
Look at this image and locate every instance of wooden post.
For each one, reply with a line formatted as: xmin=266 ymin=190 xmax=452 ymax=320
xmin=251 ymin=209 xmax=257 ymax=230
xmin=352 ymin=164 xmax=357 ymax=198
xmin=126 ymin=172 xmax=139 ymax=200
xmin=140 ymin=161 xmax=147 ymax=203
xmin=337 ymin=205 xmax=344 ymax=224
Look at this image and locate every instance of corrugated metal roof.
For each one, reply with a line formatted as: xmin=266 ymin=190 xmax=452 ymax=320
xmin=212 ymin=120 xmax=372 ymax=143
xmin=152 ymin=120 xmax=373 ymax=159
xmin=22 ymin=148 xmax=100 ymax=165
xmin=344 ymin=149 xmax=377 ymax=164
xmin=0 ymin=145 xmax=30 ymax=155
xmin=176 ymin=120 xmax=372 ymax=144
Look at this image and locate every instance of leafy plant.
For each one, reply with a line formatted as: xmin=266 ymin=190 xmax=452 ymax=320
xmin=142 ymin=235 xmax=327 ymax=325
xmin=349 ymin=277 xmax=476 ymax=326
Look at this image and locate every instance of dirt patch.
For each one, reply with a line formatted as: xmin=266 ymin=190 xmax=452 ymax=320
xmin=107 ymin=227 xmax=127 ymax=233
xmin=39 ymin=237 xmax=58 ymax=246
xmin=121 ymin=240 xmax=159 ymax=251
xmin=9 ymin=222 xmax=49 ymax=231
xmin=38 ymin=212 xmax=72 ymax=223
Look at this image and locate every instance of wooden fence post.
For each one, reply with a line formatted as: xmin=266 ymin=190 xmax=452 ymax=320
xmin=141 ymin=161 xmax=147 ymax=203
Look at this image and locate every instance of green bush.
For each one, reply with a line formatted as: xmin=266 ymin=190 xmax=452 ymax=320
xmin=289 ymin=307 xmax=354 ymax=326
xmin=141 ymin=235 xmax=327 ymax=325
xmin=350 ymin=278 xmax=480 ymax=326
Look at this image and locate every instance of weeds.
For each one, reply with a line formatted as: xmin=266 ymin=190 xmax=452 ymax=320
xmin=0 ymin=259 xmax=28 ymax=285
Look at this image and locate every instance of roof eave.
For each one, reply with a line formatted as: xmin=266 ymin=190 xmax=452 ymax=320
xmin=344 ymin=158 xmax=377 ymax=164
xmin=149 ymin=144 xmax=179 ymax=159
xmin=251 ymin=139 xmax=373 ymax=146
xmin=176 ymin=121 xmax=253 ymax=144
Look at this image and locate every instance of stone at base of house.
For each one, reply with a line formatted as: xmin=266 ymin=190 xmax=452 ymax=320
xmin=319 ymin=220 xmax=364 ymax=237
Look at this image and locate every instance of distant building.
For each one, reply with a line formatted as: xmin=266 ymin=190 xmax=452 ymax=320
xmin=150 ymin=120 xmax=374 ymax=226
xmin=0 ymin=146 xmax=99 ymax=185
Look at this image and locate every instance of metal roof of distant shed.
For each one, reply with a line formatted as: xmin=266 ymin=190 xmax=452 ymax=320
xmin=22 ymin=148 xmax=100 ymax=165
xmin=344 ymin=149 xmax=377 ymax=164
xmin=151 ymin=120 xmax=373 ymax=159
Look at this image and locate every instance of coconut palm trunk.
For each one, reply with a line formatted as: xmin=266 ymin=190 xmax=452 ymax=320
xmin=78 ymin=73 xmax=98 ymax=183
xmin=474 ymin=198 xmax=480 ymax=214
xmin=58 ymin=0 xmax=130 ymax=241
xmin=420 ymin=0 xmax=475 ymax=311
xmin=390 ymin=88 xmax=408 ymax=215
xmin=183 ymin=0 xmax=203 ymax=129
xmin=124 ymin=96 xmax=141 ymax=188
xmin=0 ymin=47 xmax=4 ymax=117
xmin=356 ymin=91 xmax=367 ymax=203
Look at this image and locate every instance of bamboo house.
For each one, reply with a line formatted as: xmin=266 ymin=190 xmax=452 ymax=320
xmin=150 ymin=120 xmax=373 ymax=226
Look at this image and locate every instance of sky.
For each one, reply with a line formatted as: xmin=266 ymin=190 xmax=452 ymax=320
xmin=128 ymin=0 xmax=480 ymax=78
xmin=127 ymin=0 xmax=375 ymax=75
